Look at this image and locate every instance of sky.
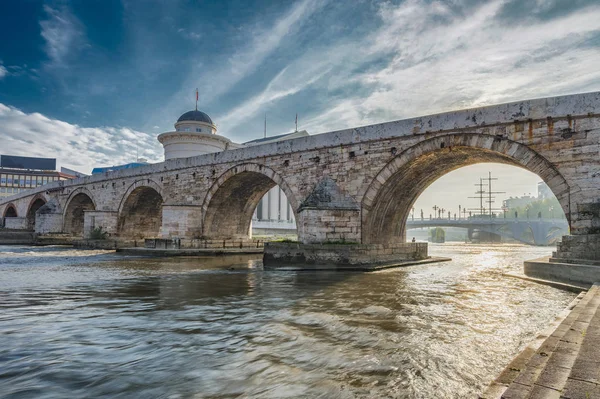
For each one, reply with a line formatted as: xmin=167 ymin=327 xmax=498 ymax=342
xmin=0 ymin=0 xmax=599 ymax=210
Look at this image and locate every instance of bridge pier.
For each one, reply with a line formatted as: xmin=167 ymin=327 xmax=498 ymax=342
xmin=264 ymin=241 xmax=430 ymax=270
xmin=3 ymin=217 xmax=27 ymax=230
xmin=34 ymin=200 xmax=63 ymax=234
xmin=84 ymin=211 xmax=118 ymax=238
xmin=160 ymin=205 xmax=203 ymax=239
xmin=264 ymin=178 xmax=431 ymax=268
xmin=552 ymin=234 xmax=600 ymax=265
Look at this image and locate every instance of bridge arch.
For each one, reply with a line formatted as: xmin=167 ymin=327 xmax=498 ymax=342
xmin=63 ymin=188 xmax=96 ymax=237
xmin=362 ymin=133 xmax=573 ymax=244
xmin=3 ymin=203 xmax=18 ymax=218
xmin=201 ymin=163 xmax=298 ymax=239
xmin=118 ymin=180 xmax=164 ymax=239
xmin=26 ymin=194 xmax=47 ymax=231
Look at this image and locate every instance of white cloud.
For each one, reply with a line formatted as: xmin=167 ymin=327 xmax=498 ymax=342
xmin=299 ymin=0 xmax=600 ymax=133
xmin=0 ymin=103 xmax=163 ymax=174
xmin=152 ymin=0 xmax=326 ymax=129
xmin=0 ymin=65 xmax=7 ymax=79
xmin=218 ymin=63 xmax=332 ymax=137
xmin=216 ymin=0 xmax=600 ymax=138
xmin=39 ymin=5 xmax=85 ymax=69
xmin=177 ymin=28 xmax=202 ymax=41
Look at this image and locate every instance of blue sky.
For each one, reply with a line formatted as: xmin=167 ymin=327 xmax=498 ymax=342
xmin=0 ymin=0 xmax=599 ymax=191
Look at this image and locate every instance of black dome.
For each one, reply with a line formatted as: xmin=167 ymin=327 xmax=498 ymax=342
xmin=177 ymin=110 xmax=213 ymax=124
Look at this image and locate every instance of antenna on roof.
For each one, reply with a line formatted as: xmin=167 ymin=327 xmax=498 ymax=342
xmin=264 ymin=114 xmax=267 ymax=138
xmin=195 ymin=88 xmax=198 ymax=111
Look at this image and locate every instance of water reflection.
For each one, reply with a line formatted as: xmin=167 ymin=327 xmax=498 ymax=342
xmin=0 ymin=244 xmax=575 ymax=398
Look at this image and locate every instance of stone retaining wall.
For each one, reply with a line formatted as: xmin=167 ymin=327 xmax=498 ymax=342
xmin=145 ymin=238 xmax=264 ymax=250
xmin=263 ymin=242 xmax=428 ymax=267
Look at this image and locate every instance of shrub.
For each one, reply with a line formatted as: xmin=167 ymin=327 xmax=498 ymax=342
xmin=90 ymin=227 xmax=109 ymax=240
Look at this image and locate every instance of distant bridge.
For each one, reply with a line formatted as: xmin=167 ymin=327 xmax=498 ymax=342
xmin=406 ymin=218 xmax=569 ymax=245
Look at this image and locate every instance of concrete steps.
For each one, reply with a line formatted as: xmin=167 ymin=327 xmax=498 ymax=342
xmin=487 ymin=284 xmax=600 ymax=399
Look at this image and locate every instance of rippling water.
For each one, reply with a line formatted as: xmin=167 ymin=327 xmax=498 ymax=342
xmin=0 ymin=243 xmax=575 ymax=398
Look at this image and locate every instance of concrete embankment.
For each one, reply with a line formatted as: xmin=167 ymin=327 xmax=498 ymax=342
xmin=481 ymin=283 xmax=600 ymax=398
xmin=0 ymin=230 xmax=35 ymax=245
xmin=525 ymin=257 xmax=600 ymax=287
xmin=0 ymin=230 xmax=78 ymax=246
xmin=117 ymin=247 xmax=264 ymax=257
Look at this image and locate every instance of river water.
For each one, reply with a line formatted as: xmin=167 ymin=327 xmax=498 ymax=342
xmin=0 ymin=244 xmax=575 ymax=399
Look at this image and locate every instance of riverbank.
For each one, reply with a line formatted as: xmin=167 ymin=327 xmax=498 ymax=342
xmin=481 ymin=283 xmax=600 ymax=398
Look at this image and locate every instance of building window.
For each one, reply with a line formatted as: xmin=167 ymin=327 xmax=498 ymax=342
xmin=196 ymin=128 xmax=202 ymax=132
xmin=184 ymin=127 xmax=191 ymax=132
xmin=0 ymin=174 xmax=5 ymax=185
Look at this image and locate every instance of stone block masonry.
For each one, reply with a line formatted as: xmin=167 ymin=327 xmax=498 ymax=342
xmin=0 ymin=92 xmax=598 ymax=270
xmin=263 ymin=242 xmax=428 ymax=269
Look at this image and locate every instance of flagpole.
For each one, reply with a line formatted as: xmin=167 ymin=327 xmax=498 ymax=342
xmin=295 ymin=113 xmax=298 ymax=132
xmin=264 ymin=114 xmax=267 ymax=138
xmin=195 ymin=88 xmax=198 ymax=111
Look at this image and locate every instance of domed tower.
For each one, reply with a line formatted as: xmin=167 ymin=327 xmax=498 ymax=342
xmin=158 ymin=109 xmax=237 ymax=160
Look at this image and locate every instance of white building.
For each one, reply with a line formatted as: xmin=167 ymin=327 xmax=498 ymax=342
xmin=157 ymin=110 xmax=240 ymax=159
xmin=157 ymin=109 xmax=307 ymax=233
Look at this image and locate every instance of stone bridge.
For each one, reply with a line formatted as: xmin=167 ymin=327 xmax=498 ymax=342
xmin=406 ymin=218 xmax=569 ymax=246
xmin=1 ymin=92 xmax=599 ymax=267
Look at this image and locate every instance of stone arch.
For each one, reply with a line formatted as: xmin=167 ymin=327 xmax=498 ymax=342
xmin=26 ymin=194 xmax=47 ymax=231
xmin=201 ymin=163 xmax=299 ymax=239
xmin=118 ymin=180 xmax=164 ymax=239
xmin=3 ymin=203 xmax=18 ymax=218
xmin=362 ymin=133 xmax=573 ymax=244
xmin=63 ymin=188 xmax=96 ymax=237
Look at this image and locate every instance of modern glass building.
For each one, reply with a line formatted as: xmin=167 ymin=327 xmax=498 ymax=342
xmin=0 ymin=155 xmax=76 ymax=198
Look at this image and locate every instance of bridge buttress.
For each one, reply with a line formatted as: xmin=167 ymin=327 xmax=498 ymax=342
xmin=160 ymin=205 xmax=203 ymax=239
xmin=83 ymin=211 xmax=118 ymax=239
